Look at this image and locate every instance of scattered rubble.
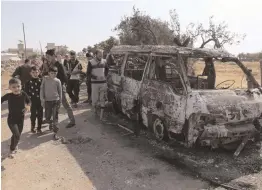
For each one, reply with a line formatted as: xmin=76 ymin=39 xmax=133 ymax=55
xmin=1 ymin=60 xmax=22 ymax=74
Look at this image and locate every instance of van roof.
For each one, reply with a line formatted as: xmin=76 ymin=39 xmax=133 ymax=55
xmin=110 ymin=45 xmax=235 ymax=58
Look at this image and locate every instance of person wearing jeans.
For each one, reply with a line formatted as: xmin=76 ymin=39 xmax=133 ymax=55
xmin=64 ymin=50 xmax=82 ymax=107
xmin=83 ymin=52 xmax=93 ymax=104
xmin=87 ymin=49 xmax=108 ymax=115
xmin=43 ymin=49 xmax=76 ymax=128
xmin=45 ymin=100 xmax=60 ymax=134
xmin=40 ymin=66 xmax=62 ymax=140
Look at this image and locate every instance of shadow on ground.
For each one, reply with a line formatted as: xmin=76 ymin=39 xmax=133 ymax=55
xmin=1 ymin=84 xmax=261 ymax=190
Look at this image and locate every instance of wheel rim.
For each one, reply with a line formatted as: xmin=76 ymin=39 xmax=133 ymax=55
xmin=153 ymin=118 xmax=164 ymax=140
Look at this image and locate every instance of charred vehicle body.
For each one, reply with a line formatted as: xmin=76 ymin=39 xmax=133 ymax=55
xmin=106 ymin=45 xmax=262 ymax=153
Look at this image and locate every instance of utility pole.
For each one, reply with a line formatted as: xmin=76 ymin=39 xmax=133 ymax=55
xmin=39 ymin=41 xmax=43 ymax=56
xmin=260 ymin=59 xmax=262 ymax=86
xmin=22 ymin=23 xmax=27 ymax=58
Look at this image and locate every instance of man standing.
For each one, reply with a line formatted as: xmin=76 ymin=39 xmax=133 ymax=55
xmin=12 ymin=59 xmax=32 ymax=90
xmin=64 ymin=51 xmax=82 ymax=107
xmin=44 ymin=49 xmax=76 ymax=128
xmin=87 ymin=49 xmax=108 ymax=114
xmin=63 ymin=54 xmax=69 ymax=75
xmin=83 ymin=51 xmax=93 ymax=104
xmin=56 ymin=54 xmax=63 ymax=64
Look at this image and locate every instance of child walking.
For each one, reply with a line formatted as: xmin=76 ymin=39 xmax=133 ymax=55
xmin=25 ymin=66 xmax=43 ymax=134
xmin=1 ymin=78 xmax=31 ymax=158
xmin=40 ymin=66 xmax=62 ymax=140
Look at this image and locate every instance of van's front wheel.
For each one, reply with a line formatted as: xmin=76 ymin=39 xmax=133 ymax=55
xmin=152 ymin=117 xmax=169 ymax=142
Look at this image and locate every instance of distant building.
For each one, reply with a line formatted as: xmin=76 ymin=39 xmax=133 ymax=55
xmin=7 ymin=43 xmax=35 ymax=58
xmin=45 ymin=43 xmax=68 ymax=52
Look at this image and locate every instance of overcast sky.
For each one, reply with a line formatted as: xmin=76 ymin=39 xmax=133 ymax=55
xmin=1 ymin=0 xmax=262 ymax=55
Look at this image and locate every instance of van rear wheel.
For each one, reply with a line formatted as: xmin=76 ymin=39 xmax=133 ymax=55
xmin=152 ymin=117 xmax=169 ymax=142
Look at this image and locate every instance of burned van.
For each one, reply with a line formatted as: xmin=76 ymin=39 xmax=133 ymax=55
xmin=106 ymin=45 xmax=262 ymax=152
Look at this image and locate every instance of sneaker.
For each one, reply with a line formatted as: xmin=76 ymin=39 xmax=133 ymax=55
xmin=31 ymin=128 xmax=36 ymax=133
xmin=8 ymin=151 xmax=15 ymax=158
xmin=14 ymin=146 xmax=18 ymax=153
xmin=66 ymin=123 xmax=76 ymax=128
xmin=37 ymin=129 xmax=43 ymax=134
xmin=49 ymin=124 xmax=53 ymax=131
xmin=53 ymin=134 xmax=60 ymax=140
xmin=73 ymin=103 xmax=78 ymax=108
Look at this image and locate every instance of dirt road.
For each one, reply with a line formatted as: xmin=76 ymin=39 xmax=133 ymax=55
xmin=1 ymin=85 xmax=209 ymax=190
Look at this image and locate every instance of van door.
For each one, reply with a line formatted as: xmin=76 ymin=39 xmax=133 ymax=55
xmin=107 ymin=53 xmax=126 ymax=111
xmin=140 ymin=54 xmax=187 ymax=134
xmin=120 ymin=53 xmax=149 ymax=118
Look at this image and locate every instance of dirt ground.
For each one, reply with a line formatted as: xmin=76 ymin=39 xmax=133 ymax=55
xmin=1 ymin=74 xmax=209 ymax=190
xmin=1 ymin=61 xmax=262 ymax=190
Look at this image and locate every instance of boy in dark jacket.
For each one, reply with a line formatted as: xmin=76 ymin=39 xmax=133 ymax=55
xmin=1 ymin=78 xmax=31 ymax=158
xmin=25 ymin=66 xmax=43 ymax=134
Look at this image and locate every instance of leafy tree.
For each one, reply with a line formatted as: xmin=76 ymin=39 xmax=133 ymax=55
xmin=114 ymin=7 xmax=174 ymax=45
xmin=85 ymin=36 xmax=119 ymax=57
xmin=82 ymin=48 xmax=87 ymax=54
xmin=114 ymin=7 xmax=245 ymax=50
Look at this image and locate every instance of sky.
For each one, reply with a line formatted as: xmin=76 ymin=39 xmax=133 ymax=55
xmin=1 ymin=0 xmax=262 ymax=55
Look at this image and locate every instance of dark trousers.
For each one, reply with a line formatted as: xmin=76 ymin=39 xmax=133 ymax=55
xmin=8 ymin=117 xmax=24 ymax=151
xmin=86 ymin=80 xmax=92 ymax=100
xmin=45 ymin=100 xmax=60 ymax=133
xmin=31 ymin=99 xmax=43 ymax=130
xmin=67 ymin=80 xmax=80 ymax=103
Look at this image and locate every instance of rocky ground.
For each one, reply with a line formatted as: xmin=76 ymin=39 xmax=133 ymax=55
xmin=1 ymin=72 xmax=262 ymax=190
xmin=1 ymin=78 xmax=209 ymax=190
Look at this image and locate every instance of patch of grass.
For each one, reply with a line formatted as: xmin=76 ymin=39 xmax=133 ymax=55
xmin=194 ymin=61 xmax=261 ymax=89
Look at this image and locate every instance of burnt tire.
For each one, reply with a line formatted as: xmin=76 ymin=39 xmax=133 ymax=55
xmin=152 ymin=117 xmax=169 ymax=142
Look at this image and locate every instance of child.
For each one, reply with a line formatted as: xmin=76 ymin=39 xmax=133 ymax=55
xmin=1 ymin=78 xmax=31 ymax=158
xmin=25 ymin=66 xmax=43 ymax=134
xmin=40 ymin=66 xmax=62 ymax=140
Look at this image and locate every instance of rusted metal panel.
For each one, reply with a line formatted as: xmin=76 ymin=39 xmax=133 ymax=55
xmin=120 ymin=77 xmax=141 ymax=118
xmin=140 ymin=79 xmax=186 ymax=133
xmin=184 ymin=88 xmax=262 ymax=148
xmin=108 ymin=45 xmax=262 ymax=153
xmin=111 ymin=45 xmax=234 ymax=58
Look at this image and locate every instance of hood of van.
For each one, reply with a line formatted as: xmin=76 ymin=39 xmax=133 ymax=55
xmin=193 ymin=88 xmax=262 ymax=123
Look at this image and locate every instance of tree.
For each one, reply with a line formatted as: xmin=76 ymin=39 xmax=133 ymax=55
xmin=82 ymin=48 xmax=87 ymax=54
xmin=114 ymin=8 xmax=245 ymax=50
xmin=87 ymin=36 xmax=119 ymax=56
xmin=114 ymin=7 xmax=174 ymax=45
xmin=95 ymin=36 xmax=119 ymax=55
xmin=169 ymin=9 xmax=246 ymax=49
xmin=199 ymin=16 xmax=246 ymax=49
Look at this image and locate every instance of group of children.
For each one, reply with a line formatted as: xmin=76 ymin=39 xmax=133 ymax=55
xmin=2 ymin=65 xmax=62 ymax=158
